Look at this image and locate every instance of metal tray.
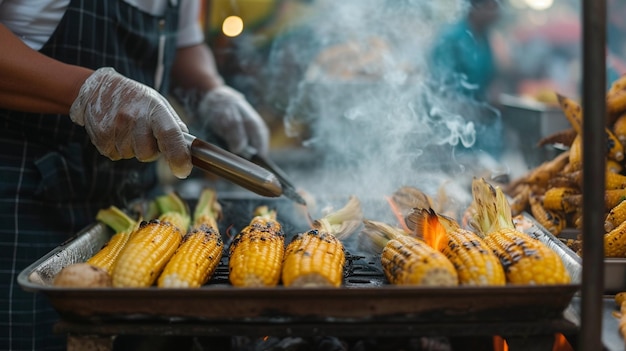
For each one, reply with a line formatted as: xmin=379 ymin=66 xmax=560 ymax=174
xmin=500 ymin=94 xmax=570 ymax=169
xmin=558 ymin=228 xmax=626 ymax=295
xmin=18 ymin=195 xmax=581 ymax=324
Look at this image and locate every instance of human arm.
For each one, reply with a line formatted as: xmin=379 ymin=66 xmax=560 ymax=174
xmin=170 ymin=43 xmax=270 ymax=156
xmin=0 ymin=23 xmax=91 ymax=114
xmin=0 ymin=24 xmax=192 ymax=178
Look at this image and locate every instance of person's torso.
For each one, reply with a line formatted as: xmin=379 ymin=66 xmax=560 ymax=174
xmin=0 ymin=0 xmax=180 ymax=207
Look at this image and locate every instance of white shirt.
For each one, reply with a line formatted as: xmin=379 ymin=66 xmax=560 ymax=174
xmin=0 ymin=0 xmax=204 ymax=50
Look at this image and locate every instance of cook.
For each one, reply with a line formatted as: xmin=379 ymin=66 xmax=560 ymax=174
xmin=0 ymin=0 xmax=269 ymax=349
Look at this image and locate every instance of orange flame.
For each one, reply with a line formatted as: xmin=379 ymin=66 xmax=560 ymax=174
xmin=262 ymin=336 xmax=269 ymax=342
xmin=493 ymin=336 xmax=507 ymax=351
xmin=553 ymin=333 xmax=574 ymax=351
xmin=422 ymin=211 xmax=448 ymax=252
xmin=384 ymin=197 xmax=448 ymax=250
xmin=493 ymin=333 xmax=573 ymax=351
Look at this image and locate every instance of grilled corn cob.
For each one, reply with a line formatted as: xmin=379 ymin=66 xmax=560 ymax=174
xmin=529 ymin=195 xmax=566 ymax=236
xmin=509 ymin=184 xmax=530 ymax=216
xmin=111 ymin=192 xmax=190 ymax=288
xmin=557 ymin=93 xmax=624 ymax=161
xmin=523 ymin=151 xmax=570 ymax=189
xmin=564 ymin=170 xmax=626 ymax=190
xmin=607 ymin=129 xmax=625 ymax=162
xmin=608 ymin=88 xmax=626 ymax=115
xmin=608 ymin=159 xmax=623 ymax=174
xmin=556 ymin=189 xmax=626 ymax=211
xmin=87 ymin=206 xmax=139 ymax=273
xmin=228 ymin=206 xmax=284 ymax=287
xmin=363 ymin=219 xmax=458 ymax=286
xmin=406 ymin=208 xmax=505 ymax=286
xmin=537 ymin=128 xmax=577 ymax=149
xmin=606 ymin=199 xmax=626 ymax=232
xmin=568 ymin=134 xmax=582 ymax=171
xmin=158 ymin=188 xmax=224 ymax=288
xmin=613 ymin=114 xmax=626 ymax=146
xmin=557 ymin=94 xmax=583 ymax=134
xmin=282 ymin=229 xmax=346 ymax=287
xmin=542 ymin=187 xmax=579 ymax=214
xmin=282 ymin=196 xmax=363 ymax=287
xmin=470 ymin=178 xmax=571 ymax=285
xmin=613 ymin=291 xmax=626 ymax=340
xmin=605 ymin=219 xmax=626 ymax=257
xmin=609 ymin=74 xmax=626 ymax=95
xmin=607 ymin=172 xmax=626 ymax=190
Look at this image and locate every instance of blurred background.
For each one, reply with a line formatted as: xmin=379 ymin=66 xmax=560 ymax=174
xmin=179 ymin=0 xmax=623 ymax=200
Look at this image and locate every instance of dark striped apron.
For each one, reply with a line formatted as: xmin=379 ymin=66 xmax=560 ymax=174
xmin=0 ymin=0 xmax=179 ymax=349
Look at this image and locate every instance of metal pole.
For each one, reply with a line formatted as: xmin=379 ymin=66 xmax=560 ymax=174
xmin=580 ymin=0 xmax=606 ymax=350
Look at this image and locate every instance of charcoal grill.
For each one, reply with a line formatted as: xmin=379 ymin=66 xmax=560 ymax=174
xmin=19 ymin=194 xmax=582 ymax=351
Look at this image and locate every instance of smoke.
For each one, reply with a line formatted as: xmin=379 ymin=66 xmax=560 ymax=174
xmin=229 ymin=0 xmax=503 ymax=215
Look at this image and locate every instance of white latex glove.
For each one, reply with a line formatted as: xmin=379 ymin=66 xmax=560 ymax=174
xmin=198 ymin=85 xmax=270 ymax=156
xmin=69 ymin=67 xmax=192 ymax=179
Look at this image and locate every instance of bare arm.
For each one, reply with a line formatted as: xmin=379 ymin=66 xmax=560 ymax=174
xmin=170 ymin=43 xmax=224 ymax=93
xmin=0 ymin=24 xmax=92 ymax=114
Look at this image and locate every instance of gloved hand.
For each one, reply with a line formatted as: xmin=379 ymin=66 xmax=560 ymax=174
xmin=69 ymin=67 xmax=192 ymax=179
xmin=198 ymin=85 xmax=270 ymax=156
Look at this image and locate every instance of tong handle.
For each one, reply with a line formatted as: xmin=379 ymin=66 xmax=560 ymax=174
xmin=183 ymin=133 xmax=282 ymax=198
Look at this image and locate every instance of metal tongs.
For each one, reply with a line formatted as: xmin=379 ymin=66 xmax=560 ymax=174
xmin=183 ymin=133 xmax=307 ymax=205
xmin=238 ymin=145 xmax=307 ymax=206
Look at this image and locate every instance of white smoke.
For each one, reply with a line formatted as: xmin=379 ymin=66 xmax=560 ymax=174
xmin=229 ymin=0 xmax=503 ymax=216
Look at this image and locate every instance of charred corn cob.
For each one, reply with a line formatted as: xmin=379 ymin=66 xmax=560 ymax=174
xmin=564 ymin=170 xmax=626 ymax=190
xmin=568 ymin=134 xmax=582 ymax=171
xmin=158 ymin=188 xmax=224 ymax=288
xmin=111 ymin=192 xmax=190 ymax=288
xmin=607 ymin=129 xmax=625 ymax=162
xmin=509 ymin=184 xmax=530 ymax=217
xmin=228 ymin=206 xmax=284 ymax=287
xmin=87 ymin=206 xmax=139 ymax=273
xmin=609 ymin=74 xmax=626 ymax=95
xmin=523 ymin=151 xmax=570 ymax=189
xmin=282 ymin=230 xmax=346 ymax=287
xmin=363 ymin=219 xmax=458 ymax=286
xmin=470 ymin=178 xmax=571 ymax=285
xmin=608 ymin=159 xmax=623 ymax=174
xmin=559 ymin=189 xmax=626 ymax=212
xmin=282 ymin=196 xmax=363 ymax=287
xmin=557 ymin=94 xmax=583 ymax=134
xmin=613 ymin=114 xmax=626 ymax=146
xmin=542 ymin=187 xmax=579 ymax=213
xmin=607 ymin=172 xmax=626 ymax=190
xmin=537 ymin=128 xmax=577 ymax=149
xmin=529 ymin=195 xmax=566 ymax=236
xmin=613 ymin=291 xmax=626 ymax=340
xmin=605 ymin=189 xmax=626 ymax=209
xmin=607 ymin=88 xmax=626 ymax=115
xmin=407 ymin=208 xmax=505 ymax=286
xmin=605 ymin=219 xmax=626 ymax=257
xmin=606 ymin=199 xmax=626 ymax=232
xmin=557 ymin=94 xmax=624 ymax=161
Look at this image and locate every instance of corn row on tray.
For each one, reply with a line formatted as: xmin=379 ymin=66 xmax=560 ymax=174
xmin=19 ymin=196 xmax=580 ymax=324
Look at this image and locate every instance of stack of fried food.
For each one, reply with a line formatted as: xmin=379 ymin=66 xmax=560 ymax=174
xmin=504 ymin=75 xmax=626 ymax=257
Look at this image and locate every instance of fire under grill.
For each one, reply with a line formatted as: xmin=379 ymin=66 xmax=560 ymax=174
xmin=18 ymin=195 xmax=582 ymax=351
